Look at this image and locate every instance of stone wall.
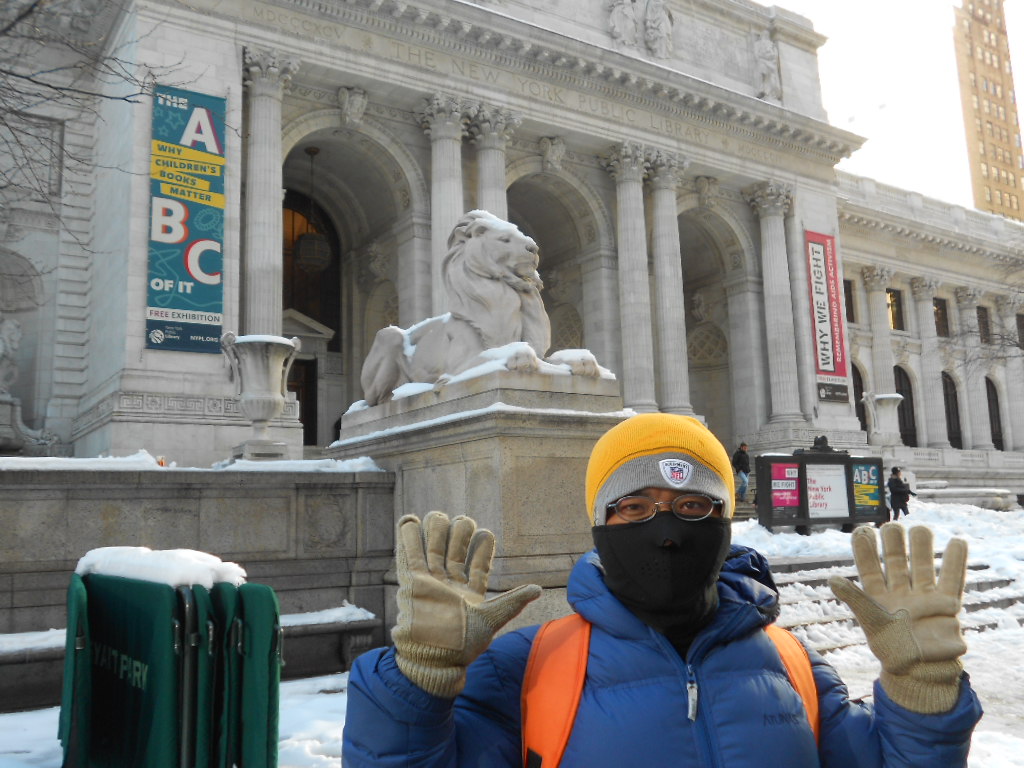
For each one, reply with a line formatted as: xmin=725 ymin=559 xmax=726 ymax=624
xmin=0 ymin=469 xmax=395 ymax=634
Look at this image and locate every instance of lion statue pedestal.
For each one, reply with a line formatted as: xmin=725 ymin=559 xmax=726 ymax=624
xmin=327 ymin=212 xmax=624 ymax=631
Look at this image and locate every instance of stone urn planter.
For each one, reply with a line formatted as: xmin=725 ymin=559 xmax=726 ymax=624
xmin=862 ymin=392 xmax=904 ymax=448
xmin=221 ymin=332 xmax=301 ymax=459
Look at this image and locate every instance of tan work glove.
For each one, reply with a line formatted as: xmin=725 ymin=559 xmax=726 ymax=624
xmin=829 ymin=523 xmax=968 ymax=714
xmin=392 ymin=511 xmax=542 ymax=698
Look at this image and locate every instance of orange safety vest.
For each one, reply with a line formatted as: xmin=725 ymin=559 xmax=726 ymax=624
xmin=521 ymin=614 xmax=819 ymax=768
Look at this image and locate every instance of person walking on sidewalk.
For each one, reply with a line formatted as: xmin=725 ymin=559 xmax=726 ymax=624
xmin=731 ymin=441 xmax=750 ymax=503
xmin=344 ymin=413 xmax=981 ymax=768
xmin=887 ymin=466 xmax=917 ymax=520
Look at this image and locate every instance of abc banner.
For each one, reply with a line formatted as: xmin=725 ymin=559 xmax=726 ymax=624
xmin=146 ymin=86 xmax=226 ymax=353
xmin=805 ymin=231 xmax=849 ymax=402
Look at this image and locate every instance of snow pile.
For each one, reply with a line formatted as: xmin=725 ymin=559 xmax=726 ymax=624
xmin=75 ymin=547 xmax=247 ymax=589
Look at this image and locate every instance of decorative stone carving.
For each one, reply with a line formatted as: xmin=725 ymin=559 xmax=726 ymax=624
xmin=539 ymin=136 xmax=566 ymax=172
xmin=243 ymin=47 xmax=300 ymax=94
xmin=415 ymin=93 xmax=477 ymax=138
xmin=754 ymin=31 xmax=782 ymax=101
xmin=646 ymin=149 xmax=686 ymax=188
xmin=609 ymin=0 xmax=641 ymax=50
xmin=861 ymin=391 xmax=904 ymax=447
xmin=469 ymin=106 xmax=521 ymax=148
xmin=609 ymin=0 xmax=673 ymax=58
xmin=861 ymin=266 xmax=893 ymax=292
xmin=338 ymin=87 xmax=369 ymax=125
xmin=643 ymin=0 xmax=674 ymax=58
xmin=695 ymin=176 xmax=719 ymax=209
xmin=955 ymin=285 xmax=983 ymax=309
xmin=910 ymin=276 xmax=940 ymax=299
xmin=690 ymin=290 xmax=708 ymax=323
xmin=360 ymin=211 xmax=606 ymax=405
xmin=600 ymin=141 xmax=648 ymax=182
xmin=743 ymin=180 xmax=791 ymax=217
xmin=0 ymin=313 xmax=21 ymax=395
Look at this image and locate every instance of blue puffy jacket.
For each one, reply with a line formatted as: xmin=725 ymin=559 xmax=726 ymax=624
xmin=343 ymin=545 xmax=982 ymax=767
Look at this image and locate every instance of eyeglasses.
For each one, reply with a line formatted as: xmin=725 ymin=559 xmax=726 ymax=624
xmin=606 ymin=494 xmax=724 ymax=523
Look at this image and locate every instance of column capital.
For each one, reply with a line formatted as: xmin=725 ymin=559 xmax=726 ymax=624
xmin=995 ymin=292 xmax=1024 ymax=316
xmin=415 ymin=93 xmax=477 ymax=140
xmin=243 ymin=47 xmax=300 ymax=92
xmin=743 ymin=180 xmax=791 ymax=217
xmin=954 ymin=285 xmax=983 ymax=309
xmin=910 ymin=276 xmax=940 ymax=300
xmin=861 ymin=265 xmax=893 ymax=292
xmin=470 ymin=105 xmax=522 ymax=149
xmin=646 ymin=149 xmax=687 ymax=190
xmin=601 ymin=141 xmax=647 ymax=183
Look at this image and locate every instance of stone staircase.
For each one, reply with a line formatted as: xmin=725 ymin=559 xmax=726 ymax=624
xmin=770 ymin=555 xmax=1024 ymax=653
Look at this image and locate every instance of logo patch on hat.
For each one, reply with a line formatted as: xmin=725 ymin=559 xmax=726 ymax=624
xmin=659 ymin=458 xmax=693 ymax=488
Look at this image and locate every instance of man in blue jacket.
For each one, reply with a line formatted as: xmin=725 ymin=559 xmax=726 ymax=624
xmin=343 ymin=413 xmax=982 ymax=767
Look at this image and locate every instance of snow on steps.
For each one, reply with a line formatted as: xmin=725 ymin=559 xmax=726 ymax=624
xmin=770 ymin=555 xmax=1024 ymax=653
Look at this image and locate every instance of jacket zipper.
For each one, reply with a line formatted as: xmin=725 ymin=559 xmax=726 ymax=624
xmin=686 ymin=665 xmax=699 ymax=721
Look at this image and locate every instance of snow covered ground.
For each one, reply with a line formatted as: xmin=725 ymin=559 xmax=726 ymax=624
xmin=1 ymin=499 xmax=1023 ymax=767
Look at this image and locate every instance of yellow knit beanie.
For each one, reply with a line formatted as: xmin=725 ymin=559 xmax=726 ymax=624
xmin=586 ymin=413 xmax=735 ymax=525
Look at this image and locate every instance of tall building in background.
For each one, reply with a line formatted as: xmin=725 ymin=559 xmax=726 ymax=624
xmin=954 ymin=0 xmax=1023 ymax=220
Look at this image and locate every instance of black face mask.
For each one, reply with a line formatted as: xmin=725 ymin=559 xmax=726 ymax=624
xmin=592 ymin=514 xmax=732 ymax=634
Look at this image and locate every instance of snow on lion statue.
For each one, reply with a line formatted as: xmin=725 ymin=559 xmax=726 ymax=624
xmin=359 ymin=210 xmax=607 ymax=406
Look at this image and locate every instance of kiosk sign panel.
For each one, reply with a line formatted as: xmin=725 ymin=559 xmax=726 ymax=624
xmin=146 ymin=85 xmax=226 ymax=353
xmin=805 ymin=463 xmax=849 ymax=519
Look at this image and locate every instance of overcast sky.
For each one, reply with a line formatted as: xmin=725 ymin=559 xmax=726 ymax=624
xmin=774 ymin=0 xmax=1024 ymax=210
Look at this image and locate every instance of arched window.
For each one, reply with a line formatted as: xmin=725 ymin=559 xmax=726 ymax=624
xmin=986 ymin=377 xmax=1004 ymax=451
xmin=852 ymin=365 xmax=867 ymax=432
xmin=942 ymin=373 xmax=963 ymax=449
xmin=893 ymin=366 xmax=917 ymax=447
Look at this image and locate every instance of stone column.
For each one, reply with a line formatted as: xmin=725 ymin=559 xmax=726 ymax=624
xmin=647 ymin=150 xmax=693 ymax=415
xmin=602 ymin=142 xmax=657 ymax=412
xmin=470 ymin=106 xmax=520 ymax=220
xmin=242 ymin=47 xmax=298 ymax=335
xmin=744 ymin=181 xmax=802 ymax=423
xmin=996 ymin=295 xmax=1024 ymax=450
xmin=861 ymin=266 xmax=897 ymax=395
xmin=910 ymin=278 xmax=950 ymax=448
xmin=783 ymin=213 xmax=816 ymax=420
xmin=955 ymin=286 xmax=994 ymax=450
xmin=416 ymin=94 xmax=474 ymax=314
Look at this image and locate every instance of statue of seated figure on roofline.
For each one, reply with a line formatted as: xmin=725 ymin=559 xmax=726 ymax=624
xmin=358 ymin=210 xmax=612 ymax=407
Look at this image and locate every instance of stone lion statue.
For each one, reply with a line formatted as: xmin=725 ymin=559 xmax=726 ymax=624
xmin=360 ymin=210 xmax=604 ymax=406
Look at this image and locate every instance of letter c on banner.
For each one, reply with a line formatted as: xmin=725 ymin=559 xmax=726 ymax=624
xmin=184 ymin=239 xmax=222 ymax=285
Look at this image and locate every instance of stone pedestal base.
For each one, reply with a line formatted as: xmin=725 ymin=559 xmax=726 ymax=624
xmin=330 ymin=371 xmax=626 ymax=589
xmin=231 ymin=439 xmax=290 ymax=461
xmin=0 ymin=396 xmax=58 ymax=456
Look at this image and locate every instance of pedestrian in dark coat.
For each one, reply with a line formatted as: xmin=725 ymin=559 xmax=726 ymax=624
xmin=731 ymin=442 xmax=750 ymax=502
xmin=887 ymin=466 xmax=917 ymax=520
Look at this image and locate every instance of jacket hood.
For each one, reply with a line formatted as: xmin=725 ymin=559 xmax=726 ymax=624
xmin=567 ymin=544 xmax=780 ymax=645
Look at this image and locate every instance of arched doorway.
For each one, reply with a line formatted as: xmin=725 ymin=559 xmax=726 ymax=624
xmin=281 ymin=120 xmax=425 ymax=448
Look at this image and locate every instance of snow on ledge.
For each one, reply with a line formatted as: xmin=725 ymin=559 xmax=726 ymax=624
xmin=0 ymin=449 xmax=384 ymax=473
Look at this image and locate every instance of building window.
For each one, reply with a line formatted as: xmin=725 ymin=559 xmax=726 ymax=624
xmin=987 ymin=378 xmax=1004 ymax=451
xmin=934 ymin=298 xmax=951 ymax=337
xmin=977 ymin=306 xmax=992 ymax=343
xmin=981 ymin=162 xmax=989 ymax=178
xmin=942 ymin=373 xmax=963 ymax=449
xmin=985 ymin=186 xmax=993 ymax=201
xmin=843 ymin=279 xmax=855 ymax=323
xmin=852 ymin=365 xmax=867 ymax=433
xmin=894 ymin=366 xmax=917 ymax=447
xmin=886 ymin=289 xmax=906 ymax=330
